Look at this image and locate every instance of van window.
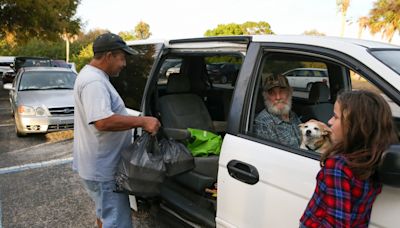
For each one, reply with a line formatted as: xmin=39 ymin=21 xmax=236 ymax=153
xmin=205 ymin=56 xmax=242 ymax=87
xmin=157 ymin=58 xmax=182 ymax=85
xmin=247 ymin=52 xmax=334 ymax=150
xmin=246 ymin=50 xmax=400 ymax=151
xmin=110 ymin=43 xmax=162 ymax=110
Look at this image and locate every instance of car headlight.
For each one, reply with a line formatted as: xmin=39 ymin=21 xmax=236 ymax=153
xmin=17 ymin=105 xmax=49 ymax=116
xmin=18 ymin=105 xmax=36 ymax=116
xmin=35 ymin=107 xmax=46 ymax=116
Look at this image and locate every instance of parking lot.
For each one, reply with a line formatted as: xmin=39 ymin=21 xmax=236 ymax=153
xmin=0 ymin=83 xmax=164 ymax=228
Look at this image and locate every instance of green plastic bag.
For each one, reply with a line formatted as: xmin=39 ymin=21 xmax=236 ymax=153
xmin=186 ymin=128 xmax=222 ymax=157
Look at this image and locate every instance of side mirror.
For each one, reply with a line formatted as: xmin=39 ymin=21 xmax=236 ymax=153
xmin=378 ymin=144 xmax=400 ymax=188
xmin=3 ymin=83 xmax=14 ymax=90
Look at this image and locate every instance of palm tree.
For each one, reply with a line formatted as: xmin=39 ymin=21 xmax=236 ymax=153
xmin=365 ymin=0 xmax=400 ymax=43
xmin=357 ymin=16 xmax=369 ymax=39
xmin=336 ymin=0 xmax=351 ymax=37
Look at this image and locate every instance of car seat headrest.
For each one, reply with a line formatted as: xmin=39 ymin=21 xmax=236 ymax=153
xmin=308 ymin=82 xmax=330 ymax=103
xmin=166 ymin=73 xmax=190 ymax=93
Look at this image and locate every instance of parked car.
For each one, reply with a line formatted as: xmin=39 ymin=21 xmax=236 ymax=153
xmin=283 ymin=67 xmax=329 ymax=91
xmin=207 ymin=62 xmax=240 ymax=84
xmin=3 ymin=67 xmax=76 ymax=137
xmin=0 ymin=56 xmax=14 ymax=80
xmin=1 ymin=70 xmax=16 ymax=84
xmin=114 ymin=35 xmax=400 ymax=228
xmin=3 ymin=56 xmax=53 ymax=84
xmin=12 ymin=56 xmax=52 ymax=72
xmin=165 ymin=63 xmax=181 ymax=77
xmin=159 ymin=59 xmax=181 ymax=76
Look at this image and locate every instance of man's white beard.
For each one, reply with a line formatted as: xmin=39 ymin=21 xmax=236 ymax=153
xmin=265 ymin=98 xmax=292 ymax=116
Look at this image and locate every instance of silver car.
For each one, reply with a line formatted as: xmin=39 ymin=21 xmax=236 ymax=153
xmin=3 ymin=67 xmax=76 ymax=136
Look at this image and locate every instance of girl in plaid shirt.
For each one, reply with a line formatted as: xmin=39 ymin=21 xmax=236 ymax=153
xmin=300 ymin=90 xmax=398 ymax=228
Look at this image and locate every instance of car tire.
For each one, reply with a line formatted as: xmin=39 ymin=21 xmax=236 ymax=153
xmin=306 ymin=83 xmax=313 ymax=91
xmin=221 ymin=75 xmax=228 ymax=84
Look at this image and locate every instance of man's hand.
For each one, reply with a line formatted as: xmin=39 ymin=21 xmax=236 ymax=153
xmin=142 ymin=116 xmax=161 ymax=135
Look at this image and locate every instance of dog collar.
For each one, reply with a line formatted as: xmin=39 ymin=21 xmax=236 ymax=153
xmin=306 ymin=144 xmax=322 ymax=151
xmin=305 ymin=145 xmax=314 ymax=151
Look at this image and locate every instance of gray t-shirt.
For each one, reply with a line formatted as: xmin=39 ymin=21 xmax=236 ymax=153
xmin=253 ymin=109 xmax=301 ymax=148
xmin=73 ymin=65 xmax=132 ymax=181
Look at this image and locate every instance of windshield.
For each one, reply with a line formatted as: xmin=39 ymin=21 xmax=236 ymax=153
xmin=370 ymin=49 xmax=400 ymax=75
xmin=19 ymin=71 xmax=77 ymax=91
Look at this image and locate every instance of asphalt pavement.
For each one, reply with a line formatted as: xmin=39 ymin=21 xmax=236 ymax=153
xmin=0 ymin=82 xmax=167 ymax=228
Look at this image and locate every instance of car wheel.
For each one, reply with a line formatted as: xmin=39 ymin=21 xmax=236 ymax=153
xmin=306 ymin=83 xmax=313 ymax=91
xmin=221 ymin=75 xmax=228 ymax=84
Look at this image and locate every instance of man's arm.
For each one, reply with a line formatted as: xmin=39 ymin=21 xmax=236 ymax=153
xmin=94 ymin=114 xmax=160 ymax=134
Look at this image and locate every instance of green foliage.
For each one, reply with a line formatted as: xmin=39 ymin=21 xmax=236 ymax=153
xmin=365 ymin=0 xmax=400 ymax=43
xmin=135 ymin=21 xmax=152 ymax=39
xmin=205 ymin=21 xmax=274 ymax=36
xmin=205 ymin=23 xmax=244 ymax=36
xmin=0 ymin=40 xmax=13 ymax=55
xmin=14 ymin=39 xmax=65 ymax=59
xmin=118 ymin=31 xmax=136 ymax=41
xmin=70 ymin=44 xmax=93 ymax=72
xmin=0 ymin=21 xmax=154 ymax=72
xmin=205 ymin=56 xmax=242 ymax=65
xmin=0 ymin=0 xmax=81 ymax=44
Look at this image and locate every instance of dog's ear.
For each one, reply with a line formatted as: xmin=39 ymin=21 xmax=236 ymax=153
xmin=322 ymin=126 xmax=332 ymax=135
xmin=298 ymin=123 xmax=305 ymax=128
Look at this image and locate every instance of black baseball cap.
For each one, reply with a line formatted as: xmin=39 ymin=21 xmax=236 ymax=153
xmin=92 ymin=33 xmax=137 ymax=55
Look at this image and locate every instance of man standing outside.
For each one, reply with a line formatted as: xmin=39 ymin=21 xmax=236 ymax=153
xmin=253 ymin=74 xmax=301 ymax=148
xmin=73 ymin=33 xmax=160 ymax=228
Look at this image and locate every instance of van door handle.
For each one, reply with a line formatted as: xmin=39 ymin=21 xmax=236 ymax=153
xmin=227 ymin=160 xmax=259 ymax=185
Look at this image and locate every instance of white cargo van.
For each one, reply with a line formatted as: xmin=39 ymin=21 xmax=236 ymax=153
xmin=111 ymin=35 xmax=400 ymax=228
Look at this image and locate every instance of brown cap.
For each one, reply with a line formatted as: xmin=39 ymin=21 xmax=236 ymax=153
xmin=263 ymin=74 xmax=290 ymax=91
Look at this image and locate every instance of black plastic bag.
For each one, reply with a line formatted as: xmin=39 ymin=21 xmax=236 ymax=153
xmin=116 ymin=132 xmax=165 ymax=197
xmin=160 ymin=138 xmax=194 ymax=177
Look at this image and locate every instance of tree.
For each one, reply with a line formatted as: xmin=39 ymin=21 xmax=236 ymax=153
xmin=357 ymin=16 xmax=369 ymax=38
xmin=204 ymin=21 xmax=274 ymax=36
xmin=134 ymin=21 xmax=151 ymax=40
xmin=303 ymin=29 xmax=326 ymax=36
xmin=118 ymin=31 xmax=136 ymax=41
xmin=363 ymin=0 xmax=400 ymax=43
xmin=0 ymin=0 xmax=81 ymax=44
xmin=336 ymin=0 xmax=351 ymax=37
xmin=70 ymin=43 xmax=93 ymax=72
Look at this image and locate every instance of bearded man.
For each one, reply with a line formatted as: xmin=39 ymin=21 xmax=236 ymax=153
xmin=253 ymin=74 xmax=301 ymax=148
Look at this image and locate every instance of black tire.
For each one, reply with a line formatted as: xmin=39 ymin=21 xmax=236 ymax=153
xmin=221 ymin=75 xmax=228 ymax=84
xmin=306 ymin=83 xmax=313 ymax=91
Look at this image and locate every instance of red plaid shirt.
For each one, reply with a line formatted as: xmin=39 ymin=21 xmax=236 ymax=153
xmin=300 ymin=155 xmax=382 ymax=228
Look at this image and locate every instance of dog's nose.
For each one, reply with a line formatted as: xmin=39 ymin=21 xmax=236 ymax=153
xmin=306 ymin=130 xmax=311 ymax=136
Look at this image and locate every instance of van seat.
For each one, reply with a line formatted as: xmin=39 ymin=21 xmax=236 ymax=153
xmin=301 ymin=82 xmax=333 ymax=123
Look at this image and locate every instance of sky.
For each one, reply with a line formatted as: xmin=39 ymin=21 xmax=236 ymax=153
xmin=76 ymin=0 xmax=400 ymax=45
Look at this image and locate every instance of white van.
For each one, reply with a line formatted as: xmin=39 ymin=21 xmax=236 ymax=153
xmin=111 ymin=35 xmax=400 ymax=228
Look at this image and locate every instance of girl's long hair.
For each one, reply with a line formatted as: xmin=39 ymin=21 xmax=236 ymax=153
xmin=321 ymin=90 xmax=398 ymax=180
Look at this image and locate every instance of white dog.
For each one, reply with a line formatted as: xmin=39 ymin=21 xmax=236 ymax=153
xmin=299 ymin=119 xmax=332 ymax=153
